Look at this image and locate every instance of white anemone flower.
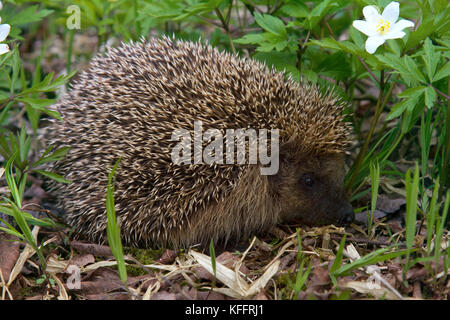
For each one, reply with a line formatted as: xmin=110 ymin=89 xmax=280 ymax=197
xmin=0 ymin=15 xmax=10 ymax=55
xmin=352 ymin=1 xmax=414 ymax=54
xmin=0 ymin=21 xmax=10 ymax=55
xmin=0 ymin=0 xmax=10 ymax=56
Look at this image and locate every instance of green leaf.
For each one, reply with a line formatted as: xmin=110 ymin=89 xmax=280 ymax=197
xmin=10 ymin=48 xmax=22 ymax=95
xmin=405 ymin=8 xmax=449 ymax=51
xmin=309 ymin=38 xmax=382 ymax=70
xmin=349 ymin=25 xmax=365 ymax=49
xmin=329 ymin=235 xmax=346 ymax=286
xmin=317 ymin=51 xmax=351 ymax=81
xmin=209 ymin=238 xmax=217 ymax=279
xmin=387 ymin=87 xmax=424 ymax=120
xmin=252 ymin=51 xmax=299 ymax=79
xmin=404 ymin=164 xmax=420 ymax=271
xmin=21 ymin=71 xmax=77 ymax=95
xmin=307 ymin=0 xmax=338 ymax=29
xmin=8 ymin=201 xmax=47 ymax=270
xmin=0 ymin=226 xmax=25 ymax=240
xmin=332 ymin=247 xmax=414 ymax=277
xmin=141 ymin=0 xmax=184 ymax=19
xmin=32 ymin=147 xmax=70 ymax=168
xmin=234 ymin=33 xmax=265 ymax=45
xmin=426 ymin=177 xmax=440 ymax=255
xmin=280 ymin=2 xmax=308 ymax=18
xmin=397 ymin=86 xmax=427 ymax=99
xmin=257 ymin=42 xmax=276 ymax=52
xmin=377 ymin=54 xmax=424 ymax=85
xmin=18 ymin=125 xmax=31 ymax=164
xmin=16 ymin=97 xmax=55 ymax=109
xmin=106 ymin=158 xmax=127 ymax=284
xmin=424 ymin=86 xmax=437 ymax=108
xmin=174 ymin=0 xmax=224 ymax=21
xmin=254 ymin=13 xmax=287 ymax=37
xmin=302 ymin=69 xmax=318 ymax=83
xmin=33 ymin=170 xmax=71 ymax=184
xmin=433 ymin=61 xmax=450 ymax=82
xmin=369 ymin=161 xmax=380 ymax=232
xmin=434 ymin=191 xmax=449 ymax=266
xmin=16 ymin=97 xmax=60 ymax=120
xmin=9 ymin=5 xmax=54 ymax=26
xmin=403 ymin=55 xmax=426 ymax=84
xmin=0 ymin=205 xmax=59 ymax=228
xmin=5 ymin=153 xmax=22 ymax=208
xmin=422 ymin=38 xmax=439 ymax=82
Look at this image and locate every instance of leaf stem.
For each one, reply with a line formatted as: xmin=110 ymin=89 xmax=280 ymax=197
xmin=347 ymin=70 xmax=397 ymax=193
xmin=432 ymin=85 xmax=450 ymax=101
xmin=297 ymin=30 xmax=310 ymax=75
xmin=358 ymin=56 xmax=380 ymax=84
xmin=215 ymin=7 xmax=236 ymax=54
xmin=439 ymin=79 xmax=450 ymax=201
xmin=66 ymin=29 xmax=74 ymax=86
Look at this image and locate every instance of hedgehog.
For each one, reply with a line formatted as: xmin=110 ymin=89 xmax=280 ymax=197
xmin=44 ymin=37 xmax=354 ymax=248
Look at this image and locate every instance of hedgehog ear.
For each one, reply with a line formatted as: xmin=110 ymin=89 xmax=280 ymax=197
xmin=280 ymin=134 xmax=306 ymax=152
xmin=279 ymin=137 xmax=302 ymax=161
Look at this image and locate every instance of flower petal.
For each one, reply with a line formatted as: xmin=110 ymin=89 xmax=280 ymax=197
xmin=383 ymin=31 xmax=405 ymax=40
xmin=0 ymin=43 xmax=9 ymax=55
xmin=353 ymin=20 xmax=377 ymax=37
xmin=365 ymin=36 xmax=385 ymax=54
xmin=363 ymin=5 xmax=381 ymax=24
xmin=382 ymin=1 xmax=399 ymax=23
xmin=391 ymin=19 xmax=414 ymax=33
xmin=0 ymin=24 xmax=10 ymax=42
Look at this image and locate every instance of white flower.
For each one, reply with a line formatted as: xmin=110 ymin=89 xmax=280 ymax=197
xmin=0 ymin=22 xmax=10 ymax=55
xmin=352 ymin=1 xmax=414 ymax=54
xmin=0 ymin=0 xmax=10 ymax=56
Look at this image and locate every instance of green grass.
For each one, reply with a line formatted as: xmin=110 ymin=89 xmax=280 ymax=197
xmin=106 ymin=158 xmax=127 ymax=285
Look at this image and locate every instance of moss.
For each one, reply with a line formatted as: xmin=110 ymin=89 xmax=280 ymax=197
xmin=122 ymin=247 xmax=166 ymax=276
xmin=17 ymin=287 xmax=34 ymax=299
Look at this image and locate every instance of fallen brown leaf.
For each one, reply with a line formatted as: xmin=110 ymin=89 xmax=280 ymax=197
xmin=150 ymin=291 xmax=176 ymax=300
xmin=156 ymin=249 xmax=178 ymax=264
xmin=0 ymin=233 xmax=21 ymax=283
xmin=70 ymin=254 xmax=95 ymax=268
xmin=70 ymin=241 xmax=113 ymax=257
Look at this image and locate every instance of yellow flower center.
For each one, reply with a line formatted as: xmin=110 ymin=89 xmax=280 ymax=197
xmin=376 ymin=19 xmax=391 ymax=35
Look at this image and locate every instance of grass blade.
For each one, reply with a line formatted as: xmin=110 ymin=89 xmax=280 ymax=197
xmin=106 ymin=159 xmax=127 ymax=285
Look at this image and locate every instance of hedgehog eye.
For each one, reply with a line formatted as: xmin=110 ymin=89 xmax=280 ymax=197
xmin=301 ymin=173 xmax=315 ymax=188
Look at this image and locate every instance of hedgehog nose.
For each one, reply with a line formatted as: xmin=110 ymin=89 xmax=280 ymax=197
xmin=338 ymin=205 xmax=355 ymax=226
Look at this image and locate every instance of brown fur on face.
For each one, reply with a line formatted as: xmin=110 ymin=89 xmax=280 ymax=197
xmin=273 ymin=152 xmax=353 ymax=226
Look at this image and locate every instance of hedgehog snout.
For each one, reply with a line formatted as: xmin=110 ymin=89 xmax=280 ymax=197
xmin=336 ymin=202 xmax=355 ymax=226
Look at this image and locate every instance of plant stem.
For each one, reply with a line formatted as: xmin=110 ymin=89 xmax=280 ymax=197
xmin=133 ymin=0 xmax=141 ymax=39
xmin=347 ymin=71 xmax=397 ymax=193
xmin=66 ymin=29 xmax=74 ymax=75
xmin=439 ymin=78 xmax=450 ymax=201
xmin=432 ymin=85 xmax=450 ymax=101
xmin=296 ymin=31 xmax=310 ymax=75
xmin=358 ymin=56 xmax=380 ymax=84
xmin=244 ymin=0 xmax=264 ymax=14
xmin=225 ymin=0 xmax=233 ymax=25
xmin=196 ymin=15 xmax=222 ymax=28
xmin=215 ymin=7 xmax=236 ymax=54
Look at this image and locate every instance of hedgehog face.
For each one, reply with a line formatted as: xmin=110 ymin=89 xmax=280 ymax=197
xmin=273 ymin=153 xmax=354 ymax=227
